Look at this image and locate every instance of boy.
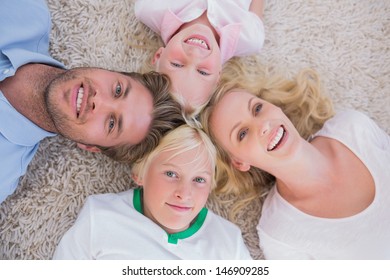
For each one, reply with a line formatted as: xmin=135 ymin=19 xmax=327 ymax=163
xmin=53 ymin=125 xmax=252 ymax=259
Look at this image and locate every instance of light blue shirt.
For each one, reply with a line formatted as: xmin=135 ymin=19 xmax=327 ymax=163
xmin=0 ymin=0 xmax=65 ymax=203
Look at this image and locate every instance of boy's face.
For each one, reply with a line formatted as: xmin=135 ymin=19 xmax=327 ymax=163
xmin=153 ymin=23 xmax=222 ymax=108
xmin=141 ymin=146 xmax=213 ymax=234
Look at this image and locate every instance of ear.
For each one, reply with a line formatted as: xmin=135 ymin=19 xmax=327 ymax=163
xmin=77 ymin=143 xmax=101 ymax=153
xmin=152 ymin=47 xmax=164 ymax=65
xmin=231 ymin=158 xmax=251 ymax=172
xmin=131 ymin=173 xmax=143 ymax=186
xmin=216 ymin=70 xmax=222 ymax=84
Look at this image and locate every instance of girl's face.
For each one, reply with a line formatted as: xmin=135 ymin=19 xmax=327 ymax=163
xmin=210 ymin=90 xmax=302 ymax=174
xmin=152 ymin=23 xmax=222 ymax=108
xmin=141 ymin=146 xmax=213 ymax=234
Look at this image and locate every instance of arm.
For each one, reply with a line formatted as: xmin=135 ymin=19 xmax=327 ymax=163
xmin=249 ymin=0 xmax=265 ymax=20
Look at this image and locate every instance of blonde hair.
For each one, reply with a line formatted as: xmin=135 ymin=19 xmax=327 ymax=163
xmin=132 ymin=124 xmax=217 ymax=190
xmin=200 ymin=57 xmax=335 ymax=217
xmin=142 ymin=49 xmax=213 ymax=118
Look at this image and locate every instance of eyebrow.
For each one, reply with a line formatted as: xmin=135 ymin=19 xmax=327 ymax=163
xmin=116 ymin=116 xmax=123 ymax=138
xmin=114 ymin=80 xmax=131 ymax=138
xmin=162 ymin=162 xmax=212 ymax=175
xmin=229 ymin=96 xmax=254 ymax=141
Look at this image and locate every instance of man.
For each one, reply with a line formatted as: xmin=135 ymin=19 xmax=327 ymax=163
xmin=0 ymin=0 xmax=185 ymax=203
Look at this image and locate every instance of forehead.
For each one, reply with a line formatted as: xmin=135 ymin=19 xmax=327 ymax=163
xmin=213 ymin=90 xmax=252 ymax=116
xmin=156 ymin=146 xmax=212 ymax=170
xmin=210 ymin=91 xmax=253 ymax=140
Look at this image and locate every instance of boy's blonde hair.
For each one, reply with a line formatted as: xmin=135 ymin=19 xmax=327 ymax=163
xmin=200 ymin=57 xmax=335 ymax=218
xmin=132 ymin=124 xmax=217 ymax=190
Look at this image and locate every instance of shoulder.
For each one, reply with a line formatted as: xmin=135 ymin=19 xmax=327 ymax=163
xmin=82 ymin=190 xmax=134 ymax=214
xmin=0 ymin=0 xmax=64 ymax=75
xmin=315 ymin=109 xmax=390 ymax=158
xmin=202 ymin=209 xmax=252 ymax=259
xmin=204 ymin=209 xmax=243 ymax=236
xmin=329 ymin=109 xmax=373 ymax=124
xmin=0 ymin=0 xmax=51 ymax=36
xmin=318 ymin=109 xmax=387 ymax=141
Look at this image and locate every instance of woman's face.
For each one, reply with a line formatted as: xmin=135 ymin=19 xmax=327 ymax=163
xmin=209 ymin=90 xmax=302 ymax=173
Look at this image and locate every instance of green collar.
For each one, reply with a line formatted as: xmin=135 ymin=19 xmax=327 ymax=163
xmin=133 ymin=188 xmax=208 ymax=244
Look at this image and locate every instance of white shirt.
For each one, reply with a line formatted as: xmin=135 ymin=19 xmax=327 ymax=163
xmin=258 ymin=109 xmax=390 ymax=259
xmin=53 ymin=188 xmax=252 ymax=259
xmin=135 ymin=0 xmax=264 ymax=63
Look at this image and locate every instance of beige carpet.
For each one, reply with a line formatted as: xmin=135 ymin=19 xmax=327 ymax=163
xmin=0 ymin=0 xmax=389 ymax=260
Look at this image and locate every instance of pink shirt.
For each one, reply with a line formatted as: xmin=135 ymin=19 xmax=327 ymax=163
xmin=135 ymin=0 xmax=264 ymax=64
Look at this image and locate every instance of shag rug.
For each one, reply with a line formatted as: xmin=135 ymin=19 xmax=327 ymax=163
xmin=0 ymin=0 xmax=389 ymax=260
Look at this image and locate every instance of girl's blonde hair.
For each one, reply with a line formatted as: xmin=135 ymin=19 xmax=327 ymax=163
xmin=130 ymin=21 xmax=212 ymax=117
xmin=132 ymin=124 xmax=217 ymax=190
xmin=200 ymin=57 xmax=335 ymax=217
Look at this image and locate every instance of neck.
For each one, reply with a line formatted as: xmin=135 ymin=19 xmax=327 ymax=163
xmin=273 ymin=139 xmax=336 ymax=201
xmin=178 ymin=12 xmax=220 ymax=43
xmin=0 ymin=63 xmax=64 ymax=132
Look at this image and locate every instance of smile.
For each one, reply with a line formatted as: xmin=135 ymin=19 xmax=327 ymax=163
xmin=267 ymin=126 xmax=286 ymax=151
xmin=76 ymin=86 xmax=84 ymax=117
xmin=185 ymin=37 xmax=210 ymax=50
xmin=167 ymin=203 xmax=192 ymax=212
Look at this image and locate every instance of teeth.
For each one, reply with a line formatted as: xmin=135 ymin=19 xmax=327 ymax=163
xmin=76 ymin=87 xmax=84 ymax=114
xmin=186 ymin=38 xmax=209 ymax=49
xmin=268 ymin=127 xmax=285 ymax=151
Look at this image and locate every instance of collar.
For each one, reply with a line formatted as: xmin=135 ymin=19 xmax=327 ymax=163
xmin=133 ymin=188 xmax=208 ymax=244
xmin=0 ymin=91 xmax=55 ymax=145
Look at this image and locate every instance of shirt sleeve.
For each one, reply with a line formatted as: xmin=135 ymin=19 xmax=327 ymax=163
xmin=52 ymin=198 xmax=94 ymax=259
xmin=134 ymin=0 xmax=166 ymax=35
xmin=233 ymin=12 xmax=265 ymax=57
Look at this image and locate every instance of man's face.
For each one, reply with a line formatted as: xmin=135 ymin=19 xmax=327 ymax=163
xmin=45 ymin=68 xmax=154 ymax=148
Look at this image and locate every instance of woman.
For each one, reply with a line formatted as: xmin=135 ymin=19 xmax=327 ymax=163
xmin=200 ymin=58 xmax=390 ymax=259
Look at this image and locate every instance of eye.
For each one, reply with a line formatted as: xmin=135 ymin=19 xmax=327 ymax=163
xmin=254 ymin=103 xmax=263 ymax=115
xmin=238 ymin=128 xmax=248 ymax=142
xmin=197 ymin=70 xmax=210 ymax=76
xmin=194 ymin=177 xmax=206 ymax=183
xmin=165 ymin=171 xmax=178 ymax=178
xmin=171 ymin=62 xmax=183 ymax=68
xmin=108 ymin=116 xmax=115 ymax=132
xmin=115 ymin=83 xmax=122 ymax=97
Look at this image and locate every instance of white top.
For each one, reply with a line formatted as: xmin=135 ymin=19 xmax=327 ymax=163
xmin=53 ymin=188 xmax=252 ymax=259
xmin=258 ymin=109 xmax=390 ymax=259
xmin=135 ymin=0 xmax=264 ymax=63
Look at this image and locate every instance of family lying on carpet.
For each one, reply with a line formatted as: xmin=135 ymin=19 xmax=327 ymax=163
xmin=1 ymin=0 xmax=389 ymax=259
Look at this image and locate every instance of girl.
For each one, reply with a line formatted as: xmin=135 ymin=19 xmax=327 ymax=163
xmin=135 ymin=0 xmax=265 ymax=114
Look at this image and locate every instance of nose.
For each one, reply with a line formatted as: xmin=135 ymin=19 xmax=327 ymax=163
xmin=89 ymin=90 xmax=115 ymax=115
xmin=256 ymin=118 xmax=270 ymax=137
xmin=182 ymin=43 xmax=210 ymax=59
xmin=174 ymin=182 xmax=192 ymax=201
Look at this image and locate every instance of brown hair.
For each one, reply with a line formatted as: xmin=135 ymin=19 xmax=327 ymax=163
xmin=98 ymin=71 xmax=186 ymax=163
